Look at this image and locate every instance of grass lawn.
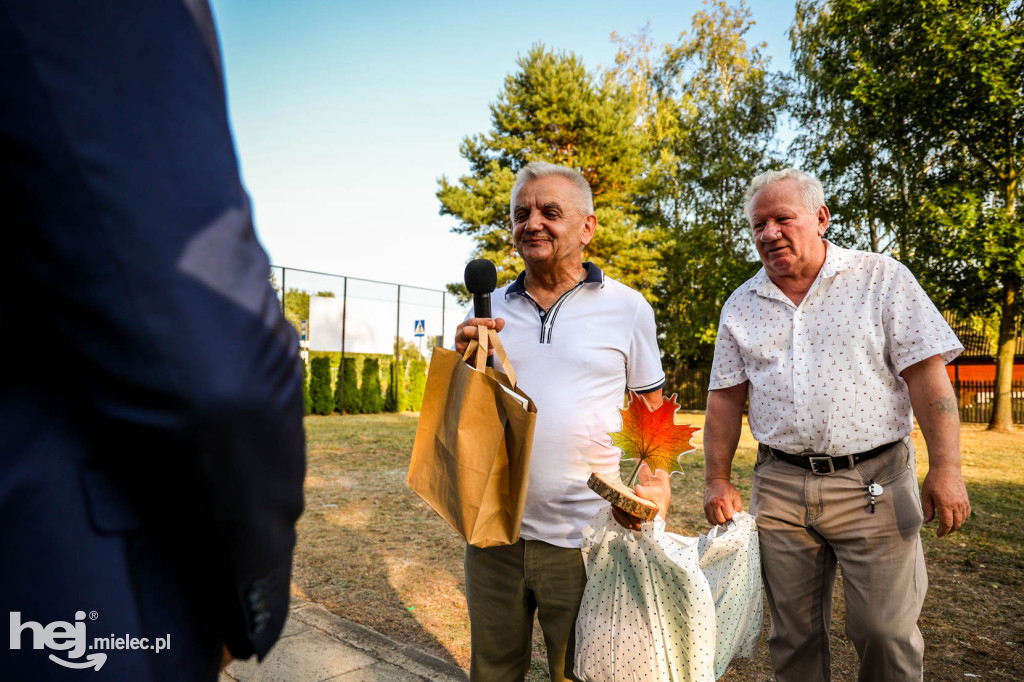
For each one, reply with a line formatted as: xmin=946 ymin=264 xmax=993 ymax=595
xmin=293 ymin=412 xmax=1023 ymax=681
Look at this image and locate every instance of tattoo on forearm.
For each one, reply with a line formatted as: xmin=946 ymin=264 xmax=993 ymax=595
xmin=929 ymin=396 xmax=958 ymax=414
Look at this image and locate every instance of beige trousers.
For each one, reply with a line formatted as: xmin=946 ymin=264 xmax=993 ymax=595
xmin=750 ymin=438 xmax=927 ymax=682
xmin=465 ymin=539 xmax=586 ymax=682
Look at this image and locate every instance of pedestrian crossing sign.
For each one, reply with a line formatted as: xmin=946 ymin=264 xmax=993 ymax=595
xmin=414 ymin=320 xmax=425 ymax=337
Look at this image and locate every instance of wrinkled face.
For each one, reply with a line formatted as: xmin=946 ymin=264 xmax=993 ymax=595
xmin=749 ymin=178 xmax=829 ymax=283
xmin=511 ymin=175 xmax=595 ymax=269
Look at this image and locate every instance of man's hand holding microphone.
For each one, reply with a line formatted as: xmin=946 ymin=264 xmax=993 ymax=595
xmin=455 ymin=259 xmax=504 ymax=359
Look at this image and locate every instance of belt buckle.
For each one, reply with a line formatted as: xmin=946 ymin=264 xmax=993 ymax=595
xmin=807 ymin=456 xmax=835 ymax=475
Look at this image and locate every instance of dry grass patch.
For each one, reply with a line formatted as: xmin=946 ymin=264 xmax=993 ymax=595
xmin=293 ymin=413 xmax=1024 ymax=681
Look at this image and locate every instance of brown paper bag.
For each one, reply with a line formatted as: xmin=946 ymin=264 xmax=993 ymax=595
xmin=407 ymin=326 xmax=537 ymax=547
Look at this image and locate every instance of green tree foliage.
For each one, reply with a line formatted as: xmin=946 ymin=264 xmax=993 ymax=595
xmin=790 ymin=6 xmax=928 ymax=258
xmin=393 ymin=341 xmax=420 ymax=412
xmin=406 ymin=358 xmax=428 ymax=412
xmin=613 ymin=1 xmax=786 ymax=374
xmin=360 ymin=357 xmax=384 ymax=414
xmin=792 ymin=0 xmax=1023 ymax=430
xmin=384 ymin=360 xmax=403 ymax=413
xmin=281 ymin=289 xmax=335 ymax=336
xmin=436 ymin=44 xmax=661 ymax=298
xmin=333 ymin=358 xmax=344 ymax=414
xmin=309 ymin=356 xmax=334 ymax=416
xmin=345 ymin=358 xmax=363 ymax=414
xmin=335 ymin=357 xmax=360 ymax=414
xmin=396 ymin=361 xmax=408 ymax=412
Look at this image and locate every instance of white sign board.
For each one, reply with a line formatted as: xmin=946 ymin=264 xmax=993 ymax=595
xmin=308 ymin=295 xmax=395 ymax=355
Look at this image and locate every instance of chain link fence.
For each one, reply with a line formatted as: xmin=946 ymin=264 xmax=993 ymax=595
xmin=271 ymin=265 xmax=468 ymax=356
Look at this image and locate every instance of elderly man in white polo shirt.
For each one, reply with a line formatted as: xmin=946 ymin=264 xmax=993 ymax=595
xmin=455 ymin=161 xmax=669 ymax=682
xmin=703 ymin=168 xmax=971 ymax=681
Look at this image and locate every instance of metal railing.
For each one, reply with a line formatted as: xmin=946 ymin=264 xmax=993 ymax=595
xmin=671 ymin=368 xmax=711 ymax=411
xmin=954 ymin=379 xmax=1024 ymax=424
xmin=271 ymin=265 xmax=468 ymax=410
xmin=271 ymin=265 xmax=467 ymax=353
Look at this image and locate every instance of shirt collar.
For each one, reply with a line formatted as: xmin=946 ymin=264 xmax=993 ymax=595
xmin=818 ymin=240 xmax=855 ymax=278
xmin=505 ymin=261 xmax=604 ymax=298
xmin=753 ymin=239 xmax=851 ymax=300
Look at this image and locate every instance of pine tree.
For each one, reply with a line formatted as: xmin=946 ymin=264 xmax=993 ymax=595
xmin=383 ymin=360 xmax=398 ymax=413
xmin=342 ymin=358 xmax=362 ymax=411
xmin=436 ymin=44 xmax=659 ymax=298
xmin=406 ymin=358 xmax=428 ymax=412
xmin=395 ymin=359 xmax=408 ymax=413
xmin=360 ymin=357 xmax=384 ymax=414
xmin=333 ymin=358 xmax=344 ymax=413
xmin=309 ymin=356 xmax=333 ymax=416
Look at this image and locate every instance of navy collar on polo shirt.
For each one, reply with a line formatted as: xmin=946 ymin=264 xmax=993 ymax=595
xmin=504 ymin=261 xmax=605 ymax=298
xmin=506 ymin=262 xmax=604 ymax=343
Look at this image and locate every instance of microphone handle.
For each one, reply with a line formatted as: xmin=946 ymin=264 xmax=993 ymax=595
xmin=473 ymin=293 xmax=494 ymax=367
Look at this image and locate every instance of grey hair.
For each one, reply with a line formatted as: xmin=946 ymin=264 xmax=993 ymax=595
xmin=743 ymin=168 xmax=825 ymax=224
xmin=509 ymin=161 xmax=594 ymax=220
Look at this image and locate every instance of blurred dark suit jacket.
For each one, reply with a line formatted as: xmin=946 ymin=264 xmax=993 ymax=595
xmin=0 ymin=1 xmax=306 ymax=678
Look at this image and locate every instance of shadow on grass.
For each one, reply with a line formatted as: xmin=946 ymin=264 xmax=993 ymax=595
xmin=293 ymin=413 xmax=470 ymax=669
xmin=916 ymin=477 xmax=1024 ymax=681
xmin=297 ymin=414 xmax=1024 ymax=680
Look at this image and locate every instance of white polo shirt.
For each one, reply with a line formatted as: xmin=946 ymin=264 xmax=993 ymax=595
xmin=483 ymin=263 xmax=665 ymax=548
xmin=710 ymin=241 xmax=962 ymax=456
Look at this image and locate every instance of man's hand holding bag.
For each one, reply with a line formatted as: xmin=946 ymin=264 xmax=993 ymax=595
xmin=407 ymin=325 xmax=537 ymax=547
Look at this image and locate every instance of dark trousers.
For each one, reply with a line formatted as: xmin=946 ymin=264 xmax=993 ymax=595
xmin=465 ymin=539 xmax=587 ymax=682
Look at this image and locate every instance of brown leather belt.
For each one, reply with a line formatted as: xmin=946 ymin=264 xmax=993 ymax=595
xmin=765 ymin=441 xmax=899 ymax=475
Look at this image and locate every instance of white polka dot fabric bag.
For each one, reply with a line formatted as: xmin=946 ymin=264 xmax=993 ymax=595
xmin=698 ymin=512 xmax=763 ymax=678
xmin=574 ymin=507 xmax=717 ymax=681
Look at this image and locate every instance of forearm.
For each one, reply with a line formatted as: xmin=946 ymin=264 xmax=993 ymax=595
xmin=901 ymin=354 xmax=971 ymax=536
xmin=902 ymin=355 xmax=962 ymax=471
xmin=702 ymin=383 xmax=748 ymax=524
xmin=703 ymin=383 xmax=747 ymax=482
xmin=637 ymin=388 xmax=664 ymax=410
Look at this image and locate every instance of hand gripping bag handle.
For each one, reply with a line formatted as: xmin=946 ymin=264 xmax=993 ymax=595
xmin=463 ymin=325 xmax=518 ymax=389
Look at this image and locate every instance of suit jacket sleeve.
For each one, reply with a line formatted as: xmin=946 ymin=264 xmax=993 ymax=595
xmin=0 ymin=0 xmax=305 ymax=659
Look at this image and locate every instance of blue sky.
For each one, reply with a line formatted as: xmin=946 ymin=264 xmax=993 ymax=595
xmin=210 ymin=0 xmax=798 ymax=291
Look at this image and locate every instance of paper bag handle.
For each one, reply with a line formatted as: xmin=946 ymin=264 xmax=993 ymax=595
xmin=463 ymin=325 xmax=518 ymax=389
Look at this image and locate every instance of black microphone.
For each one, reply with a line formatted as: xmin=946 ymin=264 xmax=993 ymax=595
xmin=464 ymin=259 xmax=497 ymax=366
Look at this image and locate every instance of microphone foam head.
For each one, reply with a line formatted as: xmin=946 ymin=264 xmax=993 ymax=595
xmin=464 ymin=259 xmax=497 ymax=294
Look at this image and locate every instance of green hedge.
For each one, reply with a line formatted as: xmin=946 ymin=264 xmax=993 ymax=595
xmin=360 ymin=357 xmax=384 ymax=414
xmin=384 ymin=359 xmax=409 ymax=412
xmin=336 ymin=357 xmax=361 ymax=414
xmin=309 ymin=356 xmax=334 ymax=415
xmin=407 ymin=358 xmax=427 ymax=411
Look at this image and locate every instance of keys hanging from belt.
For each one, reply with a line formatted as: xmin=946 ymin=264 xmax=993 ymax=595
xmin=866 ymin=480 xmax=883 ymax=513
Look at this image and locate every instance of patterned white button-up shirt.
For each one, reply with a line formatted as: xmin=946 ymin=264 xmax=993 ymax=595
xmin=710 ymin=241 xmax=962 ymax=456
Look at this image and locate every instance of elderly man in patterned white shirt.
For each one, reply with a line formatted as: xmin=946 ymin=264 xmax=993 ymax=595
xmin=702 ymin=168 xmax=971 ymax=682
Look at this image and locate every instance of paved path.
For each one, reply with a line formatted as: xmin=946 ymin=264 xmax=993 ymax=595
xmin=220 ymin=599 xmax=468 ymax=682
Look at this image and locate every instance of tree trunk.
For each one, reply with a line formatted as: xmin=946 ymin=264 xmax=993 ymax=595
xmin=988 ymin=278 xmax=1018 ymax=431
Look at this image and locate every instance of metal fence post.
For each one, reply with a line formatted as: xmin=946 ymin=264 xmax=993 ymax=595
xmin=394 ymin=285 xmax=402 ymax=404
xmin=281 ymin=267 xmax=287 ymax=314
xmin=441 ymin=290 xmax=446 ymax=350
xmin=340 ymin=277 xmax=348 ymax=413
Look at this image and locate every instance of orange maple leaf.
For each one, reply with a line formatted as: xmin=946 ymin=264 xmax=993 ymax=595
xmin=610 ymin=392 xmax=699 ymax=486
